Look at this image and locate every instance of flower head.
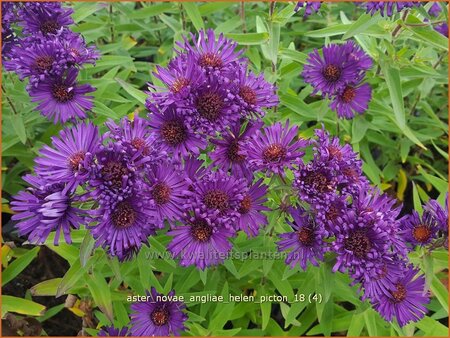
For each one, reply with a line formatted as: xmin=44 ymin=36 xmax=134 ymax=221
xmin=28 ymin=67 xmax=95 ymax=123
xmin=98 ymin=326 xmax=129 ymax=337
xmin=400 ymin=210 xmax=439 ymax=247
xmin=295 ymin=2 xmax=322 ymax=18
xmin=329 ymin=82 xmax=372 ymax=119
xmin=361 ymin=2 xmax=420 ymax=17
xmin=130 ymin=287 xmax=188 ymax=336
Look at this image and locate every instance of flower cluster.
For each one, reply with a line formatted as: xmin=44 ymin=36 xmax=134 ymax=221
xmin=361 ymin=1 xmax=420 ymax=17
xmin=295 ymin=2 xmax=322 ymax=18
xmin=276 ymin=128 xmax=448 ymax=327
xmin=302 ymin=41 xmax=373 ymax=119
xmin=427 ymin=2 xmax=448 ymax=37
xmin=2 ymin=1 xmax=99 ymax=123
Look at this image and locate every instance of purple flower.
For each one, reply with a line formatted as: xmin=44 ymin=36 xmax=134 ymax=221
xmin=130 ymin=287 xmax=188 ymax=336
xmin=329 ymin=82 xmax=372 ymax=119
xmin=187 ymin=170 xmax=247 ymax=222
xmin=98 ymin=326 xmax=129 ymax=337
xmin=295 ymin=2 xmax=322 ymax=18
xmin=176 ymin=28 xmax=244 ymax=76
xmin=302 ymin=41 xmax=372 ymax=97
xmin=4 ymin=38 xmax=69 ymax=83
xmin=148 ymin=104 xmax=207 ymax=159
xmin=18 ymin=2 xmax=74 ymax=37
xmin=245 ymin=120 xmax=307 ymax=176
xmin=146 ymin=163 xmax=190 ymax=226
xmin=361 ymin=2 xmax=420 ymax=17
xmin=371 ymin=266 xmax=429 ymax=327
xmin=61 ymin=33 xmax=100 ymax=67
xmin=167 ymin=210 xmax=235 ymax=269
xmin=89 ymin=193 xmax=156 ymax=260
xmin=234 ymin=65 xmax=278 ymax=118
xmin=35 ymin=123 xmax=99 ymax=191
xmin=435 ymin=23 xmax=448 ymax=37
xmin=277 ymin=206 xmax=326 ymax=270
xmin=237 ymin=179 xmax=270 ymax=236
xmin=11 ymin=175 xmax=83 ymax=245
xmin=182 ymin=157 xmax=207 ymax=189
xmin=28 ymin=67 xmax=95 ymax=123
xmin=424 ymin=194 xmax=448 ymax=235
xmin=428 ymin=2 xmax=442 ymax=17
xmin=400 ymin=210 xmax=439 ymax=247
xmin=210 ymin=121 xmax=262 ymax=180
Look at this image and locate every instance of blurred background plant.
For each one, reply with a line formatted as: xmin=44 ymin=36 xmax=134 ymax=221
xmin=1 ymin=1 xmax=448 ymax=336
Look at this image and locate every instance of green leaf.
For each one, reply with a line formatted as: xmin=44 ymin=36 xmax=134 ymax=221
xmin=2 ymin=296 xmax=46 ymax=317
xmin=379 ymin=60 xmax=405 ymax=129
xmin=115 ymin=78 xmax=147 ymax=105
xmin=30 ymin=278 xmax=63 ymax=297
xmin=352 ymin=116 xmax=370 ymax=144
xmin=87 ymin=273 xmax=114 ymax=322
xmin=72 ymin=2 xmax=102 ymax=23
xmin=183 ymin=3 xmax=204 ymax=32
xmin=2 ymin=247 xmax=40 ymax=286
xmin=347 ymin=311 xmax=365 ymax=336
xmin=418 ymin=169 xmax=448 ymax=193
xmin=404 ymin=15 xmax=449 ymax=51
xmin=80 ymin=231 xmax=95 ymax=267
xmin=416 ymin=316 xmax=449 ymax=336
xmin=363 ymin=308 xmax=379 ymax=336
xmin=279 ymin=48 xmax=308 ymax=64
xmin=343 ymin=13 xmax=378 ymax=40
xmin=10 ymin=114 xmax=27 ymax=144
xmin=56 ymin=259 xmax=86 ymax=297
xmin=130 ymin=3 xmax=173 ymax=19
xmin=225 ymin=33 xmax=269 ymax=45
xmin=260 ymin=299 xmax=271 ymax=330
xmin=412 ymin=182 xmax=423 ymax=215
xmin=430 ymin=275 xmax=449 ymax=314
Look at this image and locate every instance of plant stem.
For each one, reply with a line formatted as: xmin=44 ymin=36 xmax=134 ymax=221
xmin=1 ymin=84 xmax=19 ymax=115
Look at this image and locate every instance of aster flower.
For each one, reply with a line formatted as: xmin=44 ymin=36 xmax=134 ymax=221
xmin=167 ymin=209 xmax=235 ymax=269
xmin=400 ymin=210 xmax=439 ymax=247
xmin=98 ymin=326 xmax=129 ymax=337
xmin=176 ymin=28 xmax=244 ymax=77
xmin=147 ymin=104 xmax=207 ymax=159
xmin=210 ymin=121 xmax=262 ymax=180
xmin=428 ymin=2 xmax=442 ymax=17
xmin=61 ymin=32 xmax=100 ymax=67
xmin=329 ymin=82 xmax=372 ymax=119
xmin=302 ymin=41 xmax=372 ymax=97
xmin=435 ymin=23 xmax=448 ymax=37
xmin=245 ymin=120 xmax=307 ymax=176
xmin=11 ymin=175 xmax=83 ymax=245
xmin=18 ymin=2 xmax=74 ymax=37
xmin=424 ymin=194 xmax=448 ymax=234
xmin=2 ymin=2 xmax=19 ymax=59
xmin=89 ymin=193 xmax=156 ymax=259
xmin=146 ymin=163 xmax=190 ymax=226
xmin=295 ymin=2 xmax=322 ymax=18
xmin=3 ymin=38 xmax=69 ymax=83
xmin=187 ymin=170 xmax=247 ymax=222
xmin=361 ymin=2 xmax=419 ymax=17
xmin=236 ymin=179 xmax=270 ymax=236
xmin=28 ymin=67 xmax=95 ymax=123
xmin=277 ymin=206 xmax=326 ymax=270
xmin=35 ymin=122 xmax=99 ymax=191
xmin=371 ymin=266 xmax=429 ymax=327
xmin=130 ymin=287 xmax=188 ymax=336
xmin=233 ymin=65 xmax=278 ymax=118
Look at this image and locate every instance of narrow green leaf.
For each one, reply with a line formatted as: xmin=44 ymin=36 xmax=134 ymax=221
xmin=419 ymin=169 xmax=448 ymax=193
xmin=182 ymin=3 xmax=204 ymax=32
xmin=225 ymin=33 xmax=269 ymax=45
xmin=2 ymin=247 xmax=40 ymax=286
xmin=430 ymin=275 xmax=449 ymax=314
xmin=260 ymin=299 xmax=271 ymax=330
xmin=2 ymin=296 xmax=46 ymax=317
xmin=415 ymin=316 xmax=449 ymax=336
xmin=10 ymin=115 xmax=27 ymax=144
xmin=343 ymin=13 xmax=378 ymax=39
xmin=56 ymin=259 xmax=85 ymax=297
xmin=352 ymin=116 xmax=370 ymax=144
xmin=347 ymin=311 xmax=365 ymax=336
xmin=380 ymin=60 xmax=405 ymax=129
xmin=279 ymin=48 xmax=308 ymax=64
xmin=404 ymin=15 xmax=448 ymax=51
xmin=412 ymin=182 xmax=423 ymax=215
xmin=130 ymin=3 xmax=173 ymax=19
xmin=115 ymin=78 xmax=147 ymax=105
xmin=30 ymin=278 xmax=63 ymax=297
xmin=363 ymin=308 xmax=379 ymax=336
xmin=87 ymin=273 xmax=114 ymax=322
xmin=80 ymin=231 xmax=95 ymax=267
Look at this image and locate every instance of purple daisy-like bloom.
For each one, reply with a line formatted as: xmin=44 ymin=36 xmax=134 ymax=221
xmin=331 ymin=208 xmax=391 ymax=280
xmin=428 ymin=2 xmax=442 ymax=17
xmin=176 ymin=28 xmax=244 ymax=77
xmin=329 ymin=82 xmax=372 ymax=119
xmin=182 ymin=157 xmax=207 ymax=188
xmin=400 ymin=210 xmax=439 ymax=247
xmin=245 ymin=120 xmax=307 ymax=176
xmin=295 ymin=2 xmax=322 ymax=18
xmin=150 ymin=52 xmax=205 ymax=105
xmin=234 ymin=65 xmax=278 ymax=118
xmin=277 ymin=206 xmax=326 ymax=270
xmin=146 ymin=162 xmax=190 ymax=226
xmin=435 ymin=23 xmax=448 ymax=37
xmin=210 ymin=121 xmax=262 ymax=180
xmin=302 ymin=41 xmax=372 ymax=97
xmin=148 ymin=104 xmax=207 ymax=159
xmin=4 ymin=38 xmax=69 ymax=83
xmin=98 ymin=326 xmax=129 ymax=337
xmin=167 ymin=209 xmax=235 ymax=269
xmin=62 ymin=32 xmax=100 ymax=67
xmin=371 ymin=266 xmax=429 ymax=327
xmin=361 ymin=2 xmax=419 ymax=17
xmin=424 ymin=194 xmax=448 ymax=235
xmin=237 ymin=179 xmax=270 ymax=236
xmin=35 ymin=122 xmax=99 ymax=191
xmin=18 ymin=2 xmax=74 ymax=37
xmin=188 ymin=170 xmax=247 ymax=222
xmin=28 ymin=67 xmax=95 ymax=123
xmin=89 ymin=193 xmax=156 ymax=260
xmin=130 ymin=287 xmax=188 ymax=336
xmin=11 ymin=175 xmax=83 ymax=245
